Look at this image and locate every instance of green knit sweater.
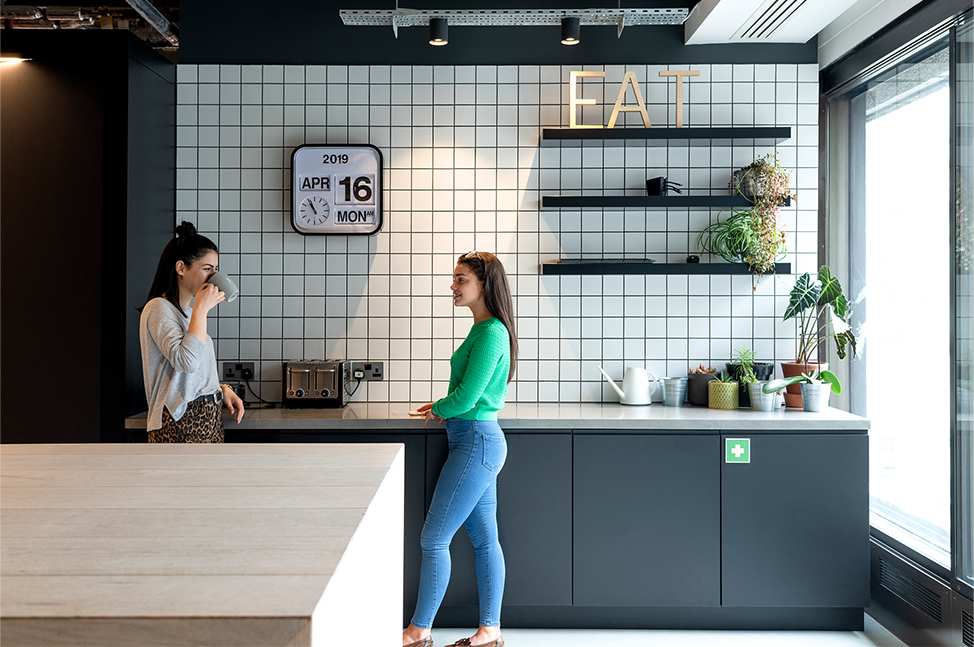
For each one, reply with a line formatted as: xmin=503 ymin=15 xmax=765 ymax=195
xmin=432 ymin=317 xmax=511 ymax=421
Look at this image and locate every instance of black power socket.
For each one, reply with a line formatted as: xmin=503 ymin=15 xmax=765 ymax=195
xmin=222 ymin=362 xmax=255 ymax=382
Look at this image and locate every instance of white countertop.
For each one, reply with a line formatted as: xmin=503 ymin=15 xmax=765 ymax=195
xmin=127 ymin=402 xmax=869 ymax=431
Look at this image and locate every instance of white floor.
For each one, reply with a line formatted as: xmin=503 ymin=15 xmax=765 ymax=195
xmin=429 ymin=614 xmax=907 ymax=647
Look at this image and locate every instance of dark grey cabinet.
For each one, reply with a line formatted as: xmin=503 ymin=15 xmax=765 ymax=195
xmin=720 ymin=433 xmax=869 ymax=608
xmin=426 ymin=431 xmax=573 ymax=610
xmin=573 ymin=433 xmax=721 ymax=607
xmin=265 ymin=425 xmax=868 ymax=629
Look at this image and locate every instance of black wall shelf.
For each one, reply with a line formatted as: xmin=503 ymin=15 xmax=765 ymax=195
xmin=540 ymin=126 xmax=792 ymax=146
xmin=540 ymin=260 xmax=792 ymax=276
xmin=541 ymin=195 xmax=792 ymax=209
xmin=544 ymin=195 xmax=741 ymax=209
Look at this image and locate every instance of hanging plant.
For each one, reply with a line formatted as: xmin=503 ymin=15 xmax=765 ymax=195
xmin=728 ymin=153 xmax=795 ymax=276
xmin=697 ymin=153 xmax=794 ymax=281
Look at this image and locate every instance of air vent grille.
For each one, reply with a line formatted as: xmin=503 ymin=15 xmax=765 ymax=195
xmin=738 ymin=0 xmax=808 ymax=39
xmin=878 ymin=557 xmax=943 ymax=624
xmin=963 ymin=608 xmax=972 ymax=647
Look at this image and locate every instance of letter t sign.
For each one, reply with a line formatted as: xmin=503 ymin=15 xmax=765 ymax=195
xmin=659 ymin=70 xmax=701 ymax=128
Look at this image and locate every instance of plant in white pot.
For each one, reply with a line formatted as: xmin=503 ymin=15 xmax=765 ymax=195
xmin=763 ymin=370 xmax=841 ymax=412
xmin=779 ymin=266 xmax=858 ymax=407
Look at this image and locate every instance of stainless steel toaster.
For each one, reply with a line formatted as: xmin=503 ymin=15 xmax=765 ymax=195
xmin=282 ymin=360 xmax=350 ymax=408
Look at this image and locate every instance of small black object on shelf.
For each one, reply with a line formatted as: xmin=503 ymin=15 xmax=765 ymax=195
xmin=686 ymin=254 xmax=700 ymax=263
xmin=646 ymin=176 xmax=683 ymax=196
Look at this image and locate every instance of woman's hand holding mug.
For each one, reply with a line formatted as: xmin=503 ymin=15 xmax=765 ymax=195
xmin=194 ymin=283 xmax=225 ymax=313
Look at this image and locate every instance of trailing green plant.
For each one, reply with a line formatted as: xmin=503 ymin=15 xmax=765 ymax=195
xmin=763 ymin=370 xmax=841 ymax=395
xmin=784 ymin=265 xmax=857 ymax=368
xmin=732 ymin=346 xmax=758 ymax=384
xmin=712 ymin=372 xmax=736 ymax=384
xmin=696 ymin=211 xmax=758 ymax=265
xmin=697 ymin=153 xmax=794 ymax=279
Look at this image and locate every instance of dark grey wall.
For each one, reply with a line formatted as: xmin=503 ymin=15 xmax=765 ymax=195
xmin=0 ymin=31 xmax=174 ymax=443
xmin=181 ymin=0 xmax=816 ymax=65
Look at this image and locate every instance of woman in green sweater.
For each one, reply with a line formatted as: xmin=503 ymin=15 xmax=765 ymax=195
xmin=403 ymin=251 xmax=518 ymax=647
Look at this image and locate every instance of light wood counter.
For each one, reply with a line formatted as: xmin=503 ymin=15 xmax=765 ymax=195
xmin=0 ymin=443 xmax=404 ymax=646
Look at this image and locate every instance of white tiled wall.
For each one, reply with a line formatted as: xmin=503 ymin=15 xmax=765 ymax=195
xmin=175 ymin=62 xmax=818 ymax=404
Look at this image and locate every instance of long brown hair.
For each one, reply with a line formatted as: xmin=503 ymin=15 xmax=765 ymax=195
xmin=458 ymin=251 xmax=518 ymax=383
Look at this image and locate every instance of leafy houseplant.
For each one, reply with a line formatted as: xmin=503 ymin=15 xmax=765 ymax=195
xmin=763 ymin=370 xmax=841 ymax=412
xmin=784 ymin=266 xmax=858 ymax=369
xmin=697 ymin=153 xmax=794 ymax=279
xmin=708 ymin=372 xmax=739 ymax=410
xmin=729 ymin=346 xmax=777 ymax=411
xmin=778 ymin=265 xmax=857 ymax=407
xmin=731 ymin=346 xmax=758 ymax=384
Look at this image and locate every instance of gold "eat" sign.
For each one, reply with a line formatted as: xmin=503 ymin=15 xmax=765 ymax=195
xmin=569 ymin=69 xmax=701 ymax=129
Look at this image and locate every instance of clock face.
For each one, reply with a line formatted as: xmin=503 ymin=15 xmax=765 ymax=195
xmin=299 ymin=195 xmax=330 ymax=226
xmin=290 ymin=144 xmax=383 ymax=235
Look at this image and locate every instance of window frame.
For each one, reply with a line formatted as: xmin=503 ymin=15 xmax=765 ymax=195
xmin=820 ymin=0 xmax=973 ymax=603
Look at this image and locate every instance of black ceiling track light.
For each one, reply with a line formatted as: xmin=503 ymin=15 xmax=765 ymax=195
xmin=428 ymin=17 xmax=448 ymax=46
xmin=561 ymin=15 xmax=580 ymax=45
xmin=340 ymin=8 xmax=689 ymax=42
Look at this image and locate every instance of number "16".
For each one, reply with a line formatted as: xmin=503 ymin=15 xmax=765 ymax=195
xmin=338 ymin=176 xmax=373 ymax=203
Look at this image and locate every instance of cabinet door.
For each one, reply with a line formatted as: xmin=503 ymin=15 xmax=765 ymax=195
xmin=720 ymin=433 xmax=869 ymax=607
xmin=278 ymin=432 xmax=425 ymax=618
xmin=573 ymin=434 xmax=720 ymax=607
xmin=426 ymin=431 xmax=573 ymax=608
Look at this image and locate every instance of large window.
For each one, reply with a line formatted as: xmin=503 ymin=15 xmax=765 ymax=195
xmin=827 ymin=8 xmax=973 ymax=598
xmin=955 ymin=14 xmax=973 ymax=591
xmin=850 ymin=42 xmax=952 ymax=568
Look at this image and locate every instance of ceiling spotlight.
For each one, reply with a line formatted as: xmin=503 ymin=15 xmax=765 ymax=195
xmin=429 ymin=17 xmax=448 ymax=46
xmin=561 ymin=16 xmax=580 ymax=45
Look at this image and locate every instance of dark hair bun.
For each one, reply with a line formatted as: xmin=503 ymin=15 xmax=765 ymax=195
xmin=175 ymin=221 xmax=198 ymax=238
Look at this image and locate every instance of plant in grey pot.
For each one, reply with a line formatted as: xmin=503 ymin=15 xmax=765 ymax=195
xmin=763 ymin=370 xmax=841 ymax=412
xmin=726 ymin=345 xmax=774 ymax=408
xmin=731 ymin=346 xmax=778 ymax=412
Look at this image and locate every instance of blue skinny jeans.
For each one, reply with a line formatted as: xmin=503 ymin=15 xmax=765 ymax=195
xmin=411 ymin=418 xmax=508 ymax=629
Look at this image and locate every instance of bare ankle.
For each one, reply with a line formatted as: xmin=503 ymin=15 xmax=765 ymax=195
xmin=402 ymin=624 xmax=430 ymax=645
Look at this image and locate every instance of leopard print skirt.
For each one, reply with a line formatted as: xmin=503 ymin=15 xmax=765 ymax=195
xmin=148 ymin=400 xmax=225 ymax=443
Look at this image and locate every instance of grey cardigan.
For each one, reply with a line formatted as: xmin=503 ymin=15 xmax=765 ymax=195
xmin=140 ymin=298 xmax=221 ymax=431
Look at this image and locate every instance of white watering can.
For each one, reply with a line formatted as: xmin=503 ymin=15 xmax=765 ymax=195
xmin=598 ymin=366 xmax=659 ymax=406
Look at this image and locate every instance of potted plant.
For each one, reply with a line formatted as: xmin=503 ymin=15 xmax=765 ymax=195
xmin=687 ymin=363 xmax=717 ymax=406
xmin=763 ymin=370 xmax=841 ymax=412
xmin=779 ymin=265 xmax=858 ymax=407
xmin=727 ymin=346 xmax=776 ymax=411
xmin=726 ymin=345 xmax=774 ymax=408
xmin=696 ymin=153 xmax=794 ymax=279
xmin=708 ymin=372 xmax=739 ymax=410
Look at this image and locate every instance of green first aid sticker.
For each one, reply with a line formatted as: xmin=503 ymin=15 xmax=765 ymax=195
xmin=726 ymin=438 xmax=750 ymax=463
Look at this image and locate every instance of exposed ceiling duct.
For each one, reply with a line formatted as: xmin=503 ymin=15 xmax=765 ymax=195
xmin=124 ymin=0 xmax=177 ymax=46
xmin=685 ymin=0 xmax=852 ymax=44
xmin=1 ymin=3 xmax=179 ymax=52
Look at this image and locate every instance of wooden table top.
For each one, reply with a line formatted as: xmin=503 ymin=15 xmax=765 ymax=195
xmin=0 ymin=442 xmax=404 ymax=645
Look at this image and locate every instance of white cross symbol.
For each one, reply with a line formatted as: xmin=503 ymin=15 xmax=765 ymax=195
xmin=732 ymin=444 xmax=745 ymax=458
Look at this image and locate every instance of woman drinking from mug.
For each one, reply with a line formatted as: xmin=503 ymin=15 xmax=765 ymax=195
xmin=403 ymin=251 xmax=518 ymax=647
xmin=139 ymin=221 xmax=244 ymax=443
